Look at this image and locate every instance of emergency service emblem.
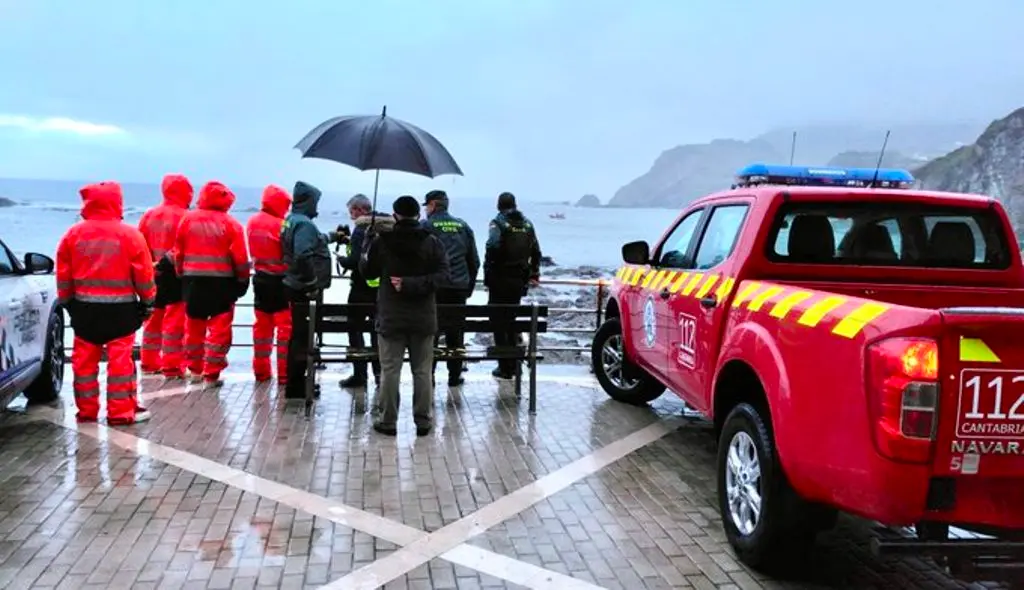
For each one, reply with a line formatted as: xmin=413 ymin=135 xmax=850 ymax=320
xmin=643 ymin=296 xmax=657 ymax=347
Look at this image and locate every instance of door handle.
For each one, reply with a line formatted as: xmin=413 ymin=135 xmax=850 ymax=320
xmin=699 ymin=296 xmax=717 ymax=309
xmin=659 ymin=289 xmax=671 ymax=300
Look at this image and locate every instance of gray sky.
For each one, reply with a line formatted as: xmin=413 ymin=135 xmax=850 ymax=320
xmin=1 ymin=0 xmax=1022 ymax=200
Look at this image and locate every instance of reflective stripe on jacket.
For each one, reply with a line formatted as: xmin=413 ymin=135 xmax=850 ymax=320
xmin=56 ymin=182 xmax=157 ymax=306
xmin=174 ymin=182 xmax=250 ymax=280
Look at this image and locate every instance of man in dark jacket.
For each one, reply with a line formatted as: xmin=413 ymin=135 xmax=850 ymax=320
xmin=421 ymin=189 xmax=480 ymax=387
xmin=335 ymin=193 xmax=393 ymax=388
xmin=360 ymin=196 xmax=449 ymax=436
xmin=281 ymin=181 xmax=344 ymax=399
xmin=484 ymin=191 xmax=542 ymax=379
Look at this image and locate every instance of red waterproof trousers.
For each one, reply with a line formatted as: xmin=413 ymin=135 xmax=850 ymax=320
xmin=252 ymin=307 xmax=291 ymax=383
xmin=185 ymin=308 xmax=234 ymax=380
xmin=72 ymin=334 xmax=142 ymax=424
xmin=139 ymin=302 xmax=186 ymax=376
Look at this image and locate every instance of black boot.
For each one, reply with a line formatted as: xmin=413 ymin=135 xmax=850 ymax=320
xmin=339 ymin=374 xmax=367 ymax=388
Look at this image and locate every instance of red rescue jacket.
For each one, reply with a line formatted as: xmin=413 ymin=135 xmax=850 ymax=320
xmin=139 ymin=174 xmax=193 ymax=262
xmin=174 ymin=182 xmax=250 ymax=280
xmin=56 ymin=182 xmax=157 ymax=306
xmin=246 ymin=185 xmax=291 ymax=276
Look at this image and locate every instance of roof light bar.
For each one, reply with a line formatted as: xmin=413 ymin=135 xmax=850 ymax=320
xmin=736 ymin=164 xmax=915 ymax=189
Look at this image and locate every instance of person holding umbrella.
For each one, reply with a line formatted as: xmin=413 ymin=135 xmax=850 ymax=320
xmin=360 ymin=196 xmax=449 ymax=436
xmin=335 ymin=193 xmax=392 ymax=389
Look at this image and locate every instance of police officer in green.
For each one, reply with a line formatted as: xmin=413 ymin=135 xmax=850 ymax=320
xmin=336 ymin=194 xmax=393 ymax=388
xmin=422 ymin=190 xmax=480 ymax=386
xmin=484 ymin=191 xmax=542 ymax=379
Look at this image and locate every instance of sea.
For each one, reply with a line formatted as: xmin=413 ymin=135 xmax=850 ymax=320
xmin=0 ymin=178 xmax=676 ymax=365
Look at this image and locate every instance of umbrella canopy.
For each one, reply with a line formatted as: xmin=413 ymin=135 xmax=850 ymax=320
xmin=294 ymin=107 xmax=463 ymax=178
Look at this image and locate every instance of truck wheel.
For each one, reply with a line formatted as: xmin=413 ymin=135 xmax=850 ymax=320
xmin=592 ymin=318 xmax=665 ymax=405
xmin=24 ymin=308 xmax=65 ymax=405
xmin=718 ymin=402 xmax=817 ymax=573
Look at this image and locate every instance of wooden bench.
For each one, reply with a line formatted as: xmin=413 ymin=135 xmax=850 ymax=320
xmin=303 ymin=302 xmax=548 ymax=417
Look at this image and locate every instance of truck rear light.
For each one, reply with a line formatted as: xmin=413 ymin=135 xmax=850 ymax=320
xmin=867 ymin=337 xmax=940 ymax=463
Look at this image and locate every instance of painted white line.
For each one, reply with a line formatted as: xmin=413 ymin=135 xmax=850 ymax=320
xmin=321 ymin=419 xmax=680 ymax=589
xmin=33 ymin=405 xmax=619 ymax=590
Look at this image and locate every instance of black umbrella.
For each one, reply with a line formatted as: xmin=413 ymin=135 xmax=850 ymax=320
xmin=294 ymin=106 xmax=463 ymax=208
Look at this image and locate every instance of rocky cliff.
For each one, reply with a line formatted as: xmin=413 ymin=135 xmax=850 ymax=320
xmin=608 ymin=122 xmax=981 ymax=209
xmin=826 ymin=150 xmax=927 ymax=170
xmin=574 ymin=194 xmax=601 ymax=207
xmin=915 ymin=107 xmax=1024 ymax=235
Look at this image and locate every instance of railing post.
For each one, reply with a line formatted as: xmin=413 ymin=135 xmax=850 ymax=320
xmin=314 ymin=290 xmax=326 ymax=370
xmin=595 ymin=280 xmax=606 ymax=330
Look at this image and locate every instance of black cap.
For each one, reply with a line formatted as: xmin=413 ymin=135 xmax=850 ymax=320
xmin=393 ymin=195 xmax=420 ymax=218
xmin=497 ymin=191 xmax=516 ymax=210
xmin=423 ymin=189 xmax=447 ymax=206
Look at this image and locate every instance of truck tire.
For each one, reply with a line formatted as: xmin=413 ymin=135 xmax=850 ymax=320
xmin=717 ymin=402 xmax=818 ymax=573
xmin=24 ymin=308 xmax=65 ymax=405
xmin=591 ymin=318 xmax=665 ymax=405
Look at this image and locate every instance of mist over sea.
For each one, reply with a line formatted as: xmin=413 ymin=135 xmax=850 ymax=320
xmin=0 ymin=178 xmax=672 ymax=270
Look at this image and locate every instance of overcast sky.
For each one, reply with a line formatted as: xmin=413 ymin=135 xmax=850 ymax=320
xmin=2 ymin=0 xmax=1022 ymax=200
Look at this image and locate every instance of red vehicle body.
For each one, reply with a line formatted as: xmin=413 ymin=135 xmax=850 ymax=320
xmin=592 ymin=182 xmax=1024 ymax=581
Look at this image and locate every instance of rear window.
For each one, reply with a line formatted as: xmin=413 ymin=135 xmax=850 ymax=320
xmin=768 ymin=202 xmax=1012 ymax=269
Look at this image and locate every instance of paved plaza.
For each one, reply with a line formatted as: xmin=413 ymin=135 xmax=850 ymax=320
xmin=0 ymin=365 xmax=1011 ymax=589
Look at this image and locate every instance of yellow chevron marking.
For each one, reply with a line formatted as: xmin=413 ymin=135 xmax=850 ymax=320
xmin=769 ymin=290 xmax=814 ymax=319
xmin=615 ymin=267 xmax=626 ymax=281
xmin=715 ymin=277 xmax=736 ymax=300
xmin=669 ymin=272 xmax=691 ymax=293
xmin=682 ymin=273 xmax=705 ymax=296
xmin=695 ymin=275 xmax=719 ymax=298
xmin=641 ymin=269 xmax=661 ymax=288
xmin=631 ymin=268 xmax=648 ymax=286
xmin=797 ymin=296 xmax=847 ymax=327
xmin=659 ymin=271 xmax=678 ymax=290
xmin=732 ymin=282 xmax=762 ymax=307
xmin=959 ymin=337 xmax=1001 ymax=363
xmin=747 ymin=286 xmax=785 ymax=311
xmin=832 ymin=302 xmax=890 ymax=338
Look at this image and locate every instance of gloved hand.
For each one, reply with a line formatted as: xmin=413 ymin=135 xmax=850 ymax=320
xmin=328 ymin=224 xmax=351 ymax=244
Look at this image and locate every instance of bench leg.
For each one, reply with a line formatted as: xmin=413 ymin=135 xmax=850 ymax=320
xmin=514 ymin=362 xmax=523 ymax=398
xmin=529 ymin=356 xmax=537 ymax=414
xmin=305 ymin=300 xmax=318 ymax=419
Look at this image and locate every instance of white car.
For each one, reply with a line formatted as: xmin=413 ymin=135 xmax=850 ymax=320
xmin=0 ymin=238 xmax=64 ymax=409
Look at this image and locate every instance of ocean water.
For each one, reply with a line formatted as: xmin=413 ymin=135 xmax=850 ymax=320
xmin=0 ymin=178 xmax=673 ymax=269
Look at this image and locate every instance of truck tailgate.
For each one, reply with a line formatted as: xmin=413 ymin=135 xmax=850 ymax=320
xmin=935 ymin=307 xmax=1024 ymax=479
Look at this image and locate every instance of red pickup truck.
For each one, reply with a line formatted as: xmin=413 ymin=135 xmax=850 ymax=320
xmin=592 ymin=164 xmax=1024 ymax=582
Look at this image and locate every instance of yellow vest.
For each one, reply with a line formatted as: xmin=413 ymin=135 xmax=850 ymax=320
xmin=346 ymin=243 xmax=380 ymax=288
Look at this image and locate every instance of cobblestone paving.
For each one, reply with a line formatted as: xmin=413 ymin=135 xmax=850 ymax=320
xmin=0 ymin=371 xmax=1015 ymax=589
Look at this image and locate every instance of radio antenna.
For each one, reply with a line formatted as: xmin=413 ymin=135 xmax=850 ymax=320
xmin=788 ymin=131 xmax=797 ymax=165
xmin=869 ymin=130 xmax=891 ymax=188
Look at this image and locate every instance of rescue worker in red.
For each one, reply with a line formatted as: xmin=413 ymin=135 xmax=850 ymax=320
xmin=138 ymin=173 xmax=193 ymax=378
xmin=56 ymin=181 xmax=157 ymax=424
xmin=245 ymin=185 xmax=292 ymax=384
xmin=174 ymin=181 xmax=250 ymax=387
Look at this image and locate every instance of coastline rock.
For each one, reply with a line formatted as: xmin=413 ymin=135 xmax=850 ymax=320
xmin=574 ymin=194 xmax=601 ymax=207
xmin=539 ymin=255 xmax=556 ymax=267
xmin=0 ymin=196 xmax=16 ymax=207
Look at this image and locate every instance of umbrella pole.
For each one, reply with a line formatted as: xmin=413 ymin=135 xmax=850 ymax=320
xmin=369 ymin=168 xmax=381 ymax=228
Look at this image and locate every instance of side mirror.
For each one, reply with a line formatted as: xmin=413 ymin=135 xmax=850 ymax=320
xmin=24 ymin=252 xmax=54 ymax=274
xmin=622 ymin=241 xmax=650 ymax=265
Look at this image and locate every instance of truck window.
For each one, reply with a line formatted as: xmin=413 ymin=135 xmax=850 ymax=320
xmin=694 ymin=205 xmax=749 ymax=269
xmin=768 ymin=202 xmax=1012 ymax=269
xmin=0 ymin=243 xmax=15 ymax=275
xmin=658 ymin=209 xmax=703 ymax=268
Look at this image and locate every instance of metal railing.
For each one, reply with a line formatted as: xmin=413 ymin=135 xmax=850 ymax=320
xmin=63 ymin=276 xmax=610 ymax=358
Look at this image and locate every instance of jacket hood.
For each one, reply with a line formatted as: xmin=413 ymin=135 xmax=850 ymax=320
xmin=355 ymin=213 xmax=396 ymax=230
xmin=80 ymin=181 xmax=124 ymax=221
xmin=198 ymin=181 xmax=235 ymax=212
xmin=161 ymin=174 xmax=194 ymax=208
xmin=261 ymin=184 xmax=291 ymax=218
xmin=292 ymin=181 xmax=321 ymax=218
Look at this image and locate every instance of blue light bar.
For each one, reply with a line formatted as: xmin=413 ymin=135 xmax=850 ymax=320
xmin=736 ymin=163 xmax=915 ymax=189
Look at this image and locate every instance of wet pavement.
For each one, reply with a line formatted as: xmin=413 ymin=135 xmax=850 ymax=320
xmin=0 ymin=365 xmax=1013 ymax=589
